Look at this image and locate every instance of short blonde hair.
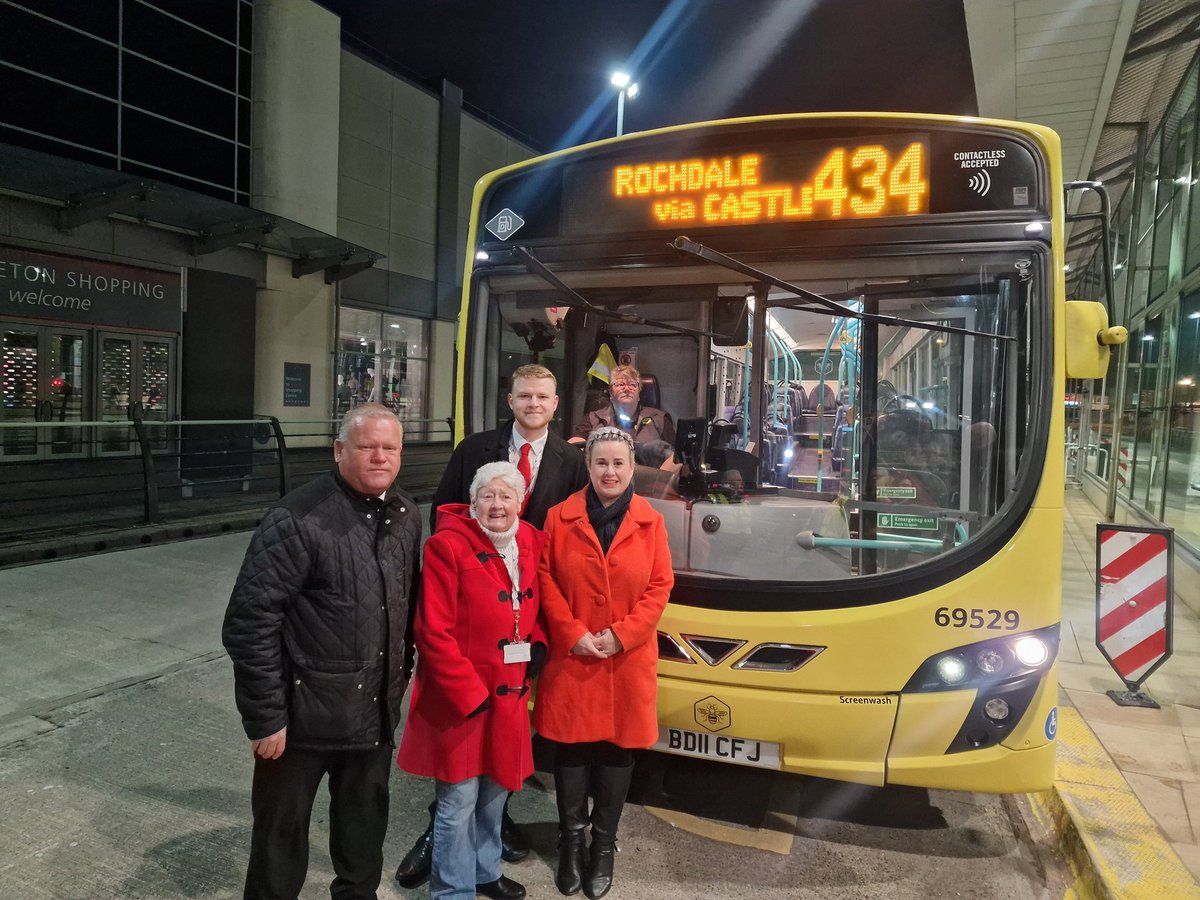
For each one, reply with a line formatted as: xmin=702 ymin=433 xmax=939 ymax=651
xmin=610 ymin=364 xmax=640 ymax=385
xmin=510 ymin=364 xmax=556 ymax=391
xmin=586 ymin=426 xmax=635 ymax=464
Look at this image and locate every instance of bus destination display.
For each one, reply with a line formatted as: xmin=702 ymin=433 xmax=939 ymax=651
xmin=479 ymin=126 xmax=1044 ymax=244
xmin=611 ymin=142 xmax=927 ymax=226
xmin=561 ymin=135 xmax=933 ymax=234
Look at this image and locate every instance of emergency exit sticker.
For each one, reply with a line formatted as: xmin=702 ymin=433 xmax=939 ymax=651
xmin=878 ymin=513 xmax=938 ymax=530
xmin=878 ymin=486 xmax=918 ymax=499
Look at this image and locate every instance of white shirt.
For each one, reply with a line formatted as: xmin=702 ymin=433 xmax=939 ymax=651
xmin=510 ymin=429 xmax=548 ymax=498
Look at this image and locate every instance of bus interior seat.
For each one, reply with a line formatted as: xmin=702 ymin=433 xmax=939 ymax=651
xmin=799 ymin=381 xmax=837 ymax=434
xmin=706 ymin=447 xmax=759 ymax=488
xmin=639 ymin=373 xmax=661 ymax=409
xmin=709 ymin=421 xmax=738 ymax=449
xmin=874 ymin=408 xmax=934 ymax=459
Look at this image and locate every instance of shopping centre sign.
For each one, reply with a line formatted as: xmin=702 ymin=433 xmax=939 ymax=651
xmin=1 ymin=246 xmax=182 ymax=332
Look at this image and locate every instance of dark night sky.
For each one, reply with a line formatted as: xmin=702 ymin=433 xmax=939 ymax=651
xmin=315 ymin=0 xmax=978 ymax=152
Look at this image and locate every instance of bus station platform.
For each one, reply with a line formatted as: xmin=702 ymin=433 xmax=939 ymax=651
xmin=1044 ymin=486 xmax=1200 ymax=897
xmin=0 ymin=485 xmax=1198 ymax=898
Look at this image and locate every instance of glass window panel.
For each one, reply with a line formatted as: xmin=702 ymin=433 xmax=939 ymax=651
xmin=123 ymin=54 xmax=235 ymax=139
xmin=99 ymin=336 xmax=133 ymax=452
xmin=146 ymin=0 xmax=241 ymax=43
xmin=1150 ymin=121 xmax=1176 ymax=300
xmin=336 ymin=308 xmax=382 ymax=414
xmin=121 ymin=108 xmax=235 ymax=189
xmin=480 ymin=247 xmax=1044 ymax=581
xmin=139 ymin=337 xmax=172 ymax=452
xmin=237 ymin=47 xmax=252 ymax=97
xmin=239 ymin=4 xmax=253 ymax=49
xmin=1128 ymin=317 xmax=1169 ymax=511
xmin=123 ymin=2 xmax=237 ymax=91
xmin=140 ymin=340 xmax=171 ymax=419
xmin=1132 ymin=134 xmax=1161 ymax=316
xmin=382 ymin=314 xmax=429 ymax=440
xmin=1144 ymin=313 xmax=1174 ymax=516
xmin=1165 ymin=294 xmax=1200 ymax=548
xmin=9 ymin=1 xmax=120 ymax=41
xmin=236 ymin=146 xmax=251 ymax=198
xmin=1 ymin=326 xmax=39 ymax=457
xmin=0 ymin=68 xmax=118 ymax=155
xmin=0 ymin=124 xmax=115 ymax=169
xmin=334 ymin=309 xmax=431 ymax=439
xmin=0 ymin=6 xmax=118 ymax=96
xmin=47 ymin=331 xmax=86 ymax=455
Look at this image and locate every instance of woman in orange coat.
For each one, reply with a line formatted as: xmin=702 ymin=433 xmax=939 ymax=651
xmin=534 ymin=427 xmax=673 ymax=899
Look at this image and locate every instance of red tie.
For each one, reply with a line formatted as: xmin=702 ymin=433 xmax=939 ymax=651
xmin=517 ymin=443 xmax=532 ymax=511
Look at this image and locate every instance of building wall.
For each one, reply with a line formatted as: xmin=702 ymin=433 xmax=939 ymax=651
xmin=0 ymin=0 xmax=538 ymax=453
xmin=456 ymin=115 xmax=538 ymax=286
xmin=338 ymin=51 xmax=440 ymax=277
xmin=334 ymin=46 xmax=536 ymax=438
xmin=254 ymin=255 xmax=334 ymax=446
xmin=251 ymin=0 xmax=341 ymax=233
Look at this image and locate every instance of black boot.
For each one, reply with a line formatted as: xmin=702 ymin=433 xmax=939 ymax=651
xmin=584 ymin=764 xmax=634 ymax=900
xmin=395 ymin=800 xmax=436 ymax=888
xmin=501 ymin=793 xmax=530 ymax=863
xmin=554 ymin=764 xmax=590 ymax=895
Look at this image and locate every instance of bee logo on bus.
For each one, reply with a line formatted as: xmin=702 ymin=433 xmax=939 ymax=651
xmin=694 ymin=696 xmax=731 ymax=732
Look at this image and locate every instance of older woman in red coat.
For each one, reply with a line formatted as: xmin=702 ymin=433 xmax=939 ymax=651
xmin=535 ymin=427 xmax=674 ymax=899
xmin=398 ymin=461 xmax=546 ymax=900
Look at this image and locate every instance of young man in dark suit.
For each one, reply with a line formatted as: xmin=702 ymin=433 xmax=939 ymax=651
xmin=397 ymin=363 xmax=587 ymax=893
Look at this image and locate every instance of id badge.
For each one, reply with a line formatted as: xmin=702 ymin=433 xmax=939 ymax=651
xmin=504 ymin=641 xmax=531 ymax=664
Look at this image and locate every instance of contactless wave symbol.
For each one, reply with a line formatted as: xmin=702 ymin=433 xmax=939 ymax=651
xmin=968 ymin=170 xmax=992 ymax=196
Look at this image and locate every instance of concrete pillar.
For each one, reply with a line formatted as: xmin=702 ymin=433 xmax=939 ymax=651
xmin=251 ymin=0 xmax=341 ymax=233
xmin=435 ymin=80 xmax=463 ymax=320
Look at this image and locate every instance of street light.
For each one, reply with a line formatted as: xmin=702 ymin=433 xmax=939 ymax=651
xmin=611 ymin=71 xmax=639 ymax=136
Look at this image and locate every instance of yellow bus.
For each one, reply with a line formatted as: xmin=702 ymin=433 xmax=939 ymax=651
xmin=456 ymin=113 xmax=1119 ymax=793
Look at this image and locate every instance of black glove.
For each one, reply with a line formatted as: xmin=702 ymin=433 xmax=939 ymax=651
xmin=527 ymin=642 xmax=548 ymax=679
xmin=468 ymin=697 xmax=490 ymax=719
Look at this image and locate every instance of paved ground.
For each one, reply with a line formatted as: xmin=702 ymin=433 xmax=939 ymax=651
xmin=0 ymin=530 xmax=1067 ymax=899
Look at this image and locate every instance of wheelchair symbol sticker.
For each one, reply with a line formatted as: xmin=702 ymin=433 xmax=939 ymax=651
xmin=1045 ymin=707 xmax=1058 ymax=740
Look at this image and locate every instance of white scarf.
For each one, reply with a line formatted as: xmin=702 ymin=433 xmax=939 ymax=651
xmin=471 ymin=508 xmax=521 ymax=597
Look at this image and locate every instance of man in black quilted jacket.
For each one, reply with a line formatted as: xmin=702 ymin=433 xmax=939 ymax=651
xmin=223 ymin=403 xmax=421 ymax=900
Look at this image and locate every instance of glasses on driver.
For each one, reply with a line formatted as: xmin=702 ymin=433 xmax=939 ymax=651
xmin=610 ymin=381 xmax=639 ymax=389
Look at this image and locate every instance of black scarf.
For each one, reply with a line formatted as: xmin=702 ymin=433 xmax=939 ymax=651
xmin=586 ymin=482 xmax=634 ymax=555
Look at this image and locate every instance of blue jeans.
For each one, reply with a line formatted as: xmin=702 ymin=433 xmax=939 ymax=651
xmin=431 ymin=775 xmax=507 ymax=899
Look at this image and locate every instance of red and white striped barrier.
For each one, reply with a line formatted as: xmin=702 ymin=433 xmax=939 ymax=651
xmin=1116 ymin=445 xmax=1130 ymax=487
xmin=1096 ymin=524 xmax=1173 ymax=700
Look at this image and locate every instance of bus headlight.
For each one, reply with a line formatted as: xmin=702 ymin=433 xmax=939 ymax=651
xmin=901 ymin=624 xmax=1059 ymax=755
xmin=976 ymin=648 xmax=1006 ymax=675
xmin=983 ymin=698 xmax=1010 ymax=721
xmin=1014 ymin=636 xmax=1049 ymax=667
xmin=936 ymin=655 xmax=967 ymax=685
xmin=903 ymin=623 xmax=1059 ymax=693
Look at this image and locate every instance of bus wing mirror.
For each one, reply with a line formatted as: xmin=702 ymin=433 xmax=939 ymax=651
xmin=1065 ymin=300 xmax=1127 ymax=379
xmin=711 ymin=297 xmax=749 ymax=346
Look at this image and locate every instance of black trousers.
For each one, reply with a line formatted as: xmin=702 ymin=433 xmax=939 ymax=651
xmin=244 ymin=744 xmax=393 ymax=900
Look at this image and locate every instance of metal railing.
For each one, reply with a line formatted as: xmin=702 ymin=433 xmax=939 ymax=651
xmin=0 ymin=413 xmax=453 ymax=545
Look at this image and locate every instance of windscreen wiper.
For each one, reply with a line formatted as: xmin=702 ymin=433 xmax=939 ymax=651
xmin=513 ymin=246 xmax=736 ymax=342
xmin=672 ymin=236 xmax=1014 ymax=343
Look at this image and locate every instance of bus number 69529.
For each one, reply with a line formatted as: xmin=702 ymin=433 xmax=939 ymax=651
xmin=934 ymin=607 xmax=1020 ymax=630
